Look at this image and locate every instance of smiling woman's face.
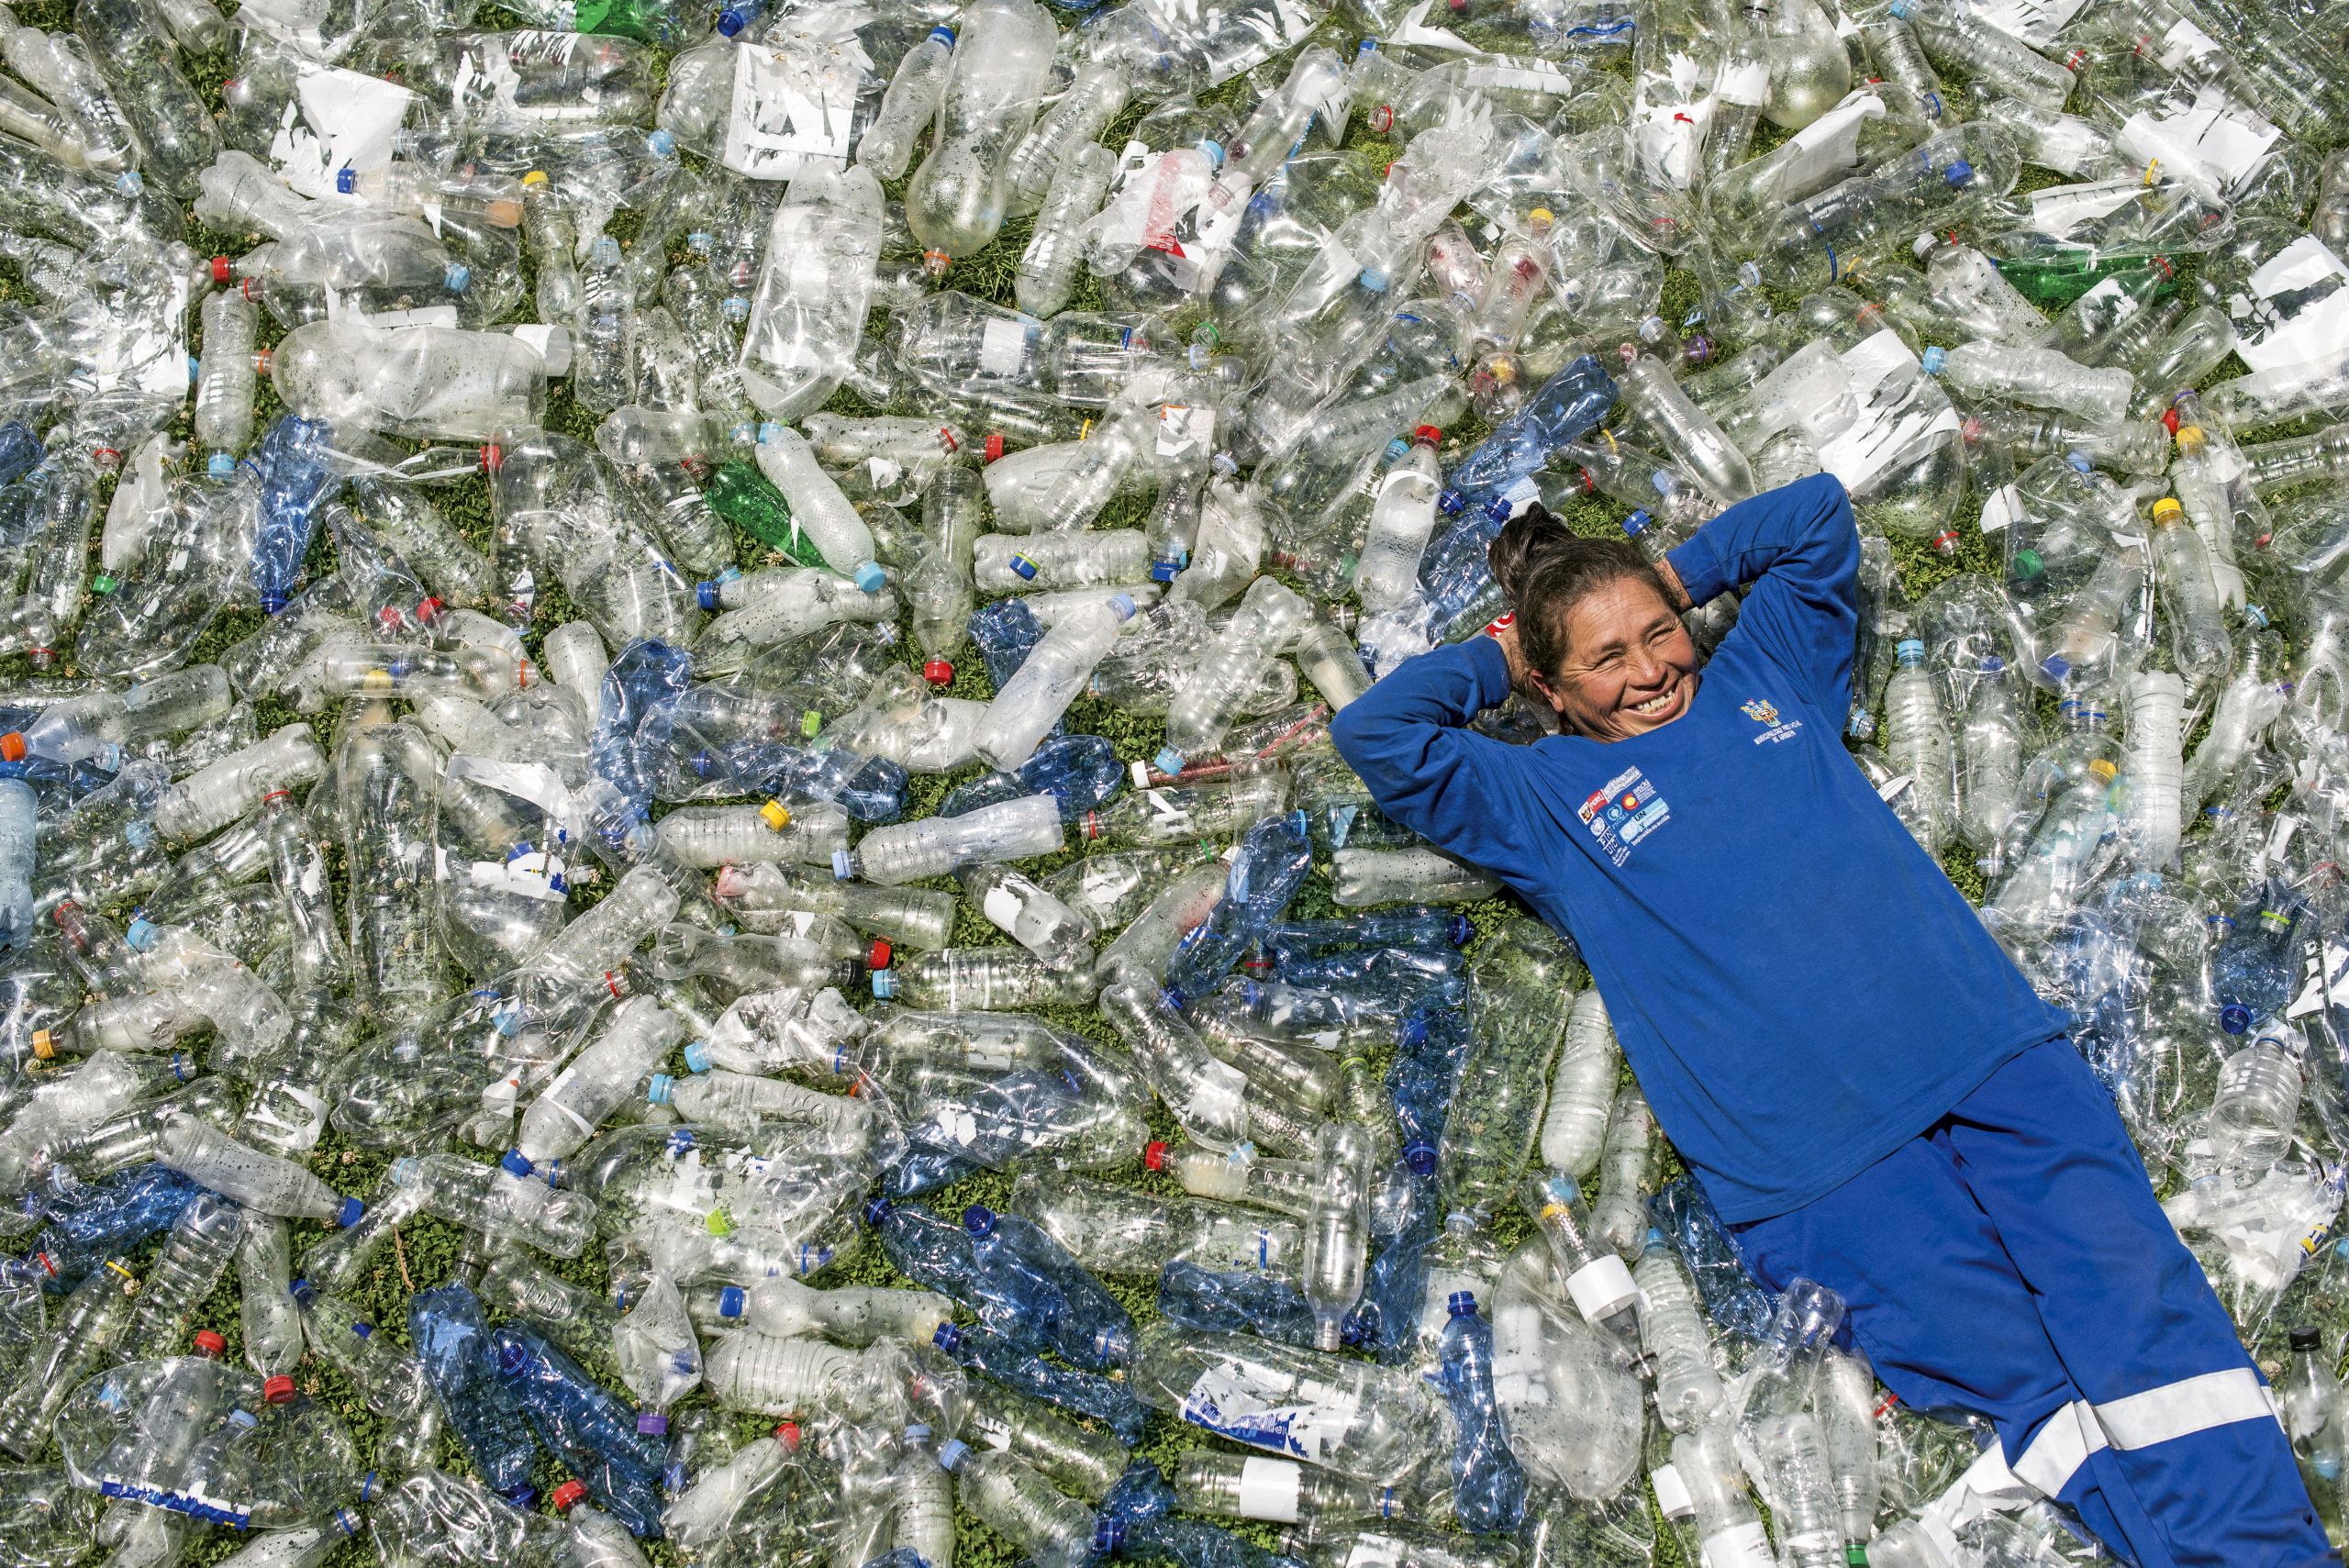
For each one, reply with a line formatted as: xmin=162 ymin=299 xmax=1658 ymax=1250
xmin=1532 ymin=576 xmax=1702 ymax=741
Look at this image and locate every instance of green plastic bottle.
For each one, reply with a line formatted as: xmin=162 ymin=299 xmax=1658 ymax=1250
xmin=706 ymin=461 xmax=825 ymax=567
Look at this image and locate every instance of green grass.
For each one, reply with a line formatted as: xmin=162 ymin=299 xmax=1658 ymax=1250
xmin=0 ymin=5 xmax=2305 ymax=1567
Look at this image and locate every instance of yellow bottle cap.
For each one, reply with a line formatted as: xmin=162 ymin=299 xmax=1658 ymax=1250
xmin=2090 ymin=759 xmax=2118 ymax=781
xmin=521 ymin=171 xmax=548 ymax=187
xmin=758 ymin=800 xmax=791 ymax=831
xmin=2151 ymin=497 xmax=2183 ymax=524
xmin=29 ymin=1029 xmax=51 ymax=1060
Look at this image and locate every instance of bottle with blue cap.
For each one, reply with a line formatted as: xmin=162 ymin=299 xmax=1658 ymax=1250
xmin=903 ymin=0 xmax=1056 ymax=270
xmin=697 ymin=1273 xmax=951 ymax=1347
xmin=386 ymin=1150 xmax=596 ymax=1258
xmin=975 ymin=588 xmax=1138 ymax=770
xmin=1008 ymin=1167 xmax=1306 ymax=1284
xmin=960 ymin=1198 xmax=1135 ymax=1369
xmin=287 ymin=1276 xmax=447 ymax=1474
xmin=973 ymin=528 xmax=1152 ymax=594
xmin=513 ymin=994 xmax=685 ymax=1180
xmin=750 ymin=425 xmax=888 ymax=593
xmin=1886 ymin=0 xmax=2076 ymax=107
xmin=836 ymin=790 xmax=1063 ymax=886
xmin=2211 ymin=882 xmax=2308 ymax=1038
xmin=1882 ymin=636 xmax=1955 ymax=850
xmin=1158 ymin=577 xmax=1312 ymax=777
xmin=855 ymin=26 xmax=954 ymax=173
xmin=646 ymin=1062 xmax=875 ymax=1144
xmin=930 ymin=1318 xmax=1152 ymax=1445
xmin=1921 ymin=339 xmax=2132 ymax=426
xmin=1163 ymin=808 xmax=1312 ymax=1002
xmin=693 ymin=565 xmax=901 ymax=676
xmin=154 ymin=1111 xmax=362 ymax=1228
xmin=1436 ymin=1291 xmax=1527 ymax=1533
xmin=490 ymin=1322 xmax=667 ymax=1534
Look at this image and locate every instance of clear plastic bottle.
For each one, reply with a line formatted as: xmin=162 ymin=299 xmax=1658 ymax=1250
xmin=2208 ymin=1026 xmax=2305 ymax=1168
xmin=1301 ymin=1122 xmax=1378 ymax=1351
xmin=387 ymin=1150 xmax=596 ymax=1257
xmin=1016 ymin=140 xmax=1116 ymax=318
xmin=1635 ymin=1229 xmax=1725 ymax=1432
xmin=1589 ymin=1088 xmax=1658 ymax=1259
xmin=158 ymin=1114 xmax=362 ymax=1226
xmin=2147 ymin=496 xmax=2232 ymax=690
xmin=1353 ymin=427 xmax=1443 ymax=615
xmin=1617 ymin=355 xmax=1755 ymax=504
xmin=2123 ymin=670 xmax=2186 ymax=872
xmin=573 ymin=235 xmax=638 ymax=416
xmin=838 ymin=793 xmax=1063 ymax=884
xmin=856 ymin=25 xmax=955 ymax=181
xmin=752 ymin=425 xmax=885 ymax=591
xmin=903 ymin=0 xmax=1057 ymax=270
xmin=1539 ymin=987 xmax=1618 ymax=1178
xmin=1882 ymin=639 xmax=1954 ymax=848
xmin=937 ymin=1440 xmax=1096 ymax=1568
xmin=195 ymin=286 xmax=261 ymax=458
xmin=974 ymin=591 xmax=1136 ymax=769
xmin=126 ymin=1190 xmax=244 ymax=1348
xmin=1159 ymin=576 xmax=1311 ymax=773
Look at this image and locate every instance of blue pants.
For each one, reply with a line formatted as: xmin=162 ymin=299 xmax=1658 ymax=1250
xmin=1731 ymin=1038 xmax=2336 ymax=1568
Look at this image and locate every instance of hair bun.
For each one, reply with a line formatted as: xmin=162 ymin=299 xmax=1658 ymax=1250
xmin=1486 ymin=504 xmax=1574 ymax=605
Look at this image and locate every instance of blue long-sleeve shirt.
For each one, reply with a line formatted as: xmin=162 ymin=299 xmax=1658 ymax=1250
xmin=1330 ymin=473 xmax=2065 ymax=1222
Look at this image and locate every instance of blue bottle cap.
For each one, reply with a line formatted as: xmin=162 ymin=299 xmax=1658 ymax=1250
xmin=871 ymin=969 xmax=896 ymax=999
xmin=852 ymin=562 xmax=888 ymax=593
xmin=1647 ymin=1227 xmax=1665 ymax=1247
xmin=125 ymin=916 xmax=158 ymax=950
xmin=647 ymin=1073 xmax=675 ymax=1104
xmin=1943 ymin=160 xmax=1974 ymax=187
xmin=683 ymin=1040 xmax=712 ymax=1073
xmin=1096 ymin=1518 xmax=1127 ymax=1555
xmin=717 ymin=7 xmax=746 ymax=31
xmin=863 ymin=1197 xmax=893 ymax=1226
xmin=591 ymin=236 xmax=622 ymax=265
xmin=1448 ymin=1291 xmax=1477 ymax=1318
xmin=932 ymin=1321 xmax=962 ymax=1351
xmin=351 ymin=1320 xmax=372 ymax=1339
xmin=116 ymin=170 xmax=143 ymax=195
xmin=1622 ymin=509 xmax=1652 ymax=537
xmin=206 ymin=452 xmax=237 ymax=478
xmin=1152 ymin=746 xmax=1185 ymax=775
xmin=1449 ymin=915 xmax=1472 ymax=945
xmin=929 ymin=23 xmax=954 ymax=43
xmin=717 ymin=1284 xmax=745 ymax=1318
xmin=444 ymin=263 xmax=471 ymax=294
xmin=937 ymin=1439 xmax=970 ymax=1472
xmin=1108 ymin=593 xmax=1137 ymax=620
xmin=1404 ymin=1140 xmax=1437 ymax=1175
xmin=290 ymin=1278 xmax=314 ymax=1302
xmin=1439 ymin=489 xmax=1466 ymax=516
xmin=647 ymin=129 xmax=676 ymax=157
xmin=2221 ymin=1004 xmax=2252 ymax=1034
xmin=335 ymin=168 xmax=360 ymax=195
xmin=1980 ymin=655 xmax=2004 ymax=673
xmin=338 ymin=1196 xmax=364 ymax=1228
xmin=638 ymin=1412 xmax=668 ymax=1436
xmin=1160 ymin=984 xmax=1188 ymax=1013
xmin=2065 ymin=450 xmax=2093 ymax=473
xmin=1920 ymin=345 xmax=1947 ymax=374
xmin=1896 ymin=638 xmax=1924 ymax=661
xmin=696 ymin=579 xmax=722 ymax=610
xmin=502 ymin=1485 xmax=537 ymax=1507
xmin=500 ymin=1150 xmax=535 ymax=1178
xmin=497 ymin=1340 xmax=529 ymax=1376
xmin=1359 ymin=267 xmax=1389 ymax=293
xmin=1198 ymin=139 xmax=1225 ymax=170
xmin=1010 ymin=553 xmax=1040 ymax=580
xmin=831 ymin=849 xmax=855 ymax=880
xmin=1484 ymin=495 xmax=1514 ymax=524
xmin=962 ymin=1205 xmax=996 ymax=1238
xmin=1151 ymin=559 xmax=1182 ymax=583
xmin=2040 ymin=654 xmax=2071 ymax=683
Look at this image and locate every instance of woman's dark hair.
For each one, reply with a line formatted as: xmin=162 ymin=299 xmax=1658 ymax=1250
xmin=1487 ymin=505 xmax=1675 ymax=680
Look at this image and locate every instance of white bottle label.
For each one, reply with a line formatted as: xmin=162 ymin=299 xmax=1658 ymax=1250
xmin=978 ymin=317 xmax=1031 ymax=376
xmin=268 ymin=60 xmax=417 ymax=201
xmin=1715 ymin=60 xmax=1769 ymax=107
xmin=1702 ymin=1521 xmax=1776 ymax=1568
xmin=2232 ymin=234 xmax=2349 ymax=379
xmin=981 ymin=884 xmax=1027 ymax=932
xmin=1978 ymin=482 xmax=2023 ymax=536
xmin=1649 ymin=1462 xmax=1695 ymax=1520
xmin=1565 ymin=1253 xmax=1639 ymax=1322
xmin=722 ymin=34 xmax=867 ymax=181
xmin=1815 ymin=328 xmax=1959 ymax=495
xmin=1779 ymin=92 xmax=1887 ymax=195
xmin=1236 ymin=1456 xmax=1303 ymax=1522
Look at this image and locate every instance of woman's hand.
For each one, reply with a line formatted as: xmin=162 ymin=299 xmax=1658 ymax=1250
xmin=1492 ymin=621 xmax=1548 ymax=704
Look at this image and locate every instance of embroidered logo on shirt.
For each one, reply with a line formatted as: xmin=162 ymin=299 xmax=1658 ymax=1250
xmin=1583 ymin=763 xmax=1669 ymax=866
xmin=1742 ymin=696 xmax=1804 ymax=746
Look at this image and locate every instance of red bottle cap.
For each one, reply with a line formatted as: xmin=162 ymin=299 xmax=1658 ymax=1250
xmin=774 ymin=1421 xmax=802 ymax=1451
xmin=983 ymin=432 xmax=1005 ymax=464
xmin=210 ymin=257 xmax=232 ymax=284
xmin=1143 ymin=1140 xmax=1168 ymax=1170
xmin=923 ymin=659 xmax=954 ymax=687
xmin=865 ymin=938 xmax=893 ymax=972
xmin=551 ymin=1481 xmax=588 ymax=1512
xmin=1414 ymin=426 xmax=1442 ymax=444
xmin=263 ymin=1375 xmax=297 ymax=1405
xmin=193 ymin=1329 xmax=227 ymax=1357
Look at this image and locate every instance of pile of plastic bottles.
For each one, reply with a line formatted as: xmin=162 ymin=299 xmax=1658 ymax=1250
xmin=8 ymin=0 xmax=2349 ymax=1561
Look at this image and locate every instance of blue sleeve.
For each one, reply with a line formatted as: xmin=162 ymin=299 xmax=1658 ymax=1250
xmin=1665 ymin=473 xmax=1859 ymax=717
xmin=1328 ymin=637 xmax=1532 ymax=872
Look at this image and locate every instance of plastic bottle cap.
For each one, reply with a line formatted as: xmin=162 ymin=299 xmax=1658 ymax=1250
xmin=962 ymin=1205 xmax=996 ymax=1238
xmin=831 ymin=849 xmax=855 ymax=881
xmin=1621 ymin=509 xmax=1652 ymax=539
xmin=683 ymin=1040 xmax=712 ymax=1073
xmin=1920 ymin=345 xmax=1947 ymax=374
xmin=2221 ymin=1004 xmax=2252 ymax=1034
xmin=638 ymin=1413 xmax=668 ymax=1436
xmin=2151 ymin=497 xmax=2182 ymax=524
xmin=852 ymin=562 xmax=889 ymax=594
xmin=863 ymin=1197 xmax=894 ymax=1227
xmin=695 ymin=580 xmax=724 ymax=611
xmin=495 ymin=1151 xmax=534 ymax=1182
xmin=2293 ymin=1328 xmax=2322 ymax=1351
xmin=1359 ymin=267 xmax=1389 ymax=293
xmin=1896 ymin=639 xmax=1924 ymax=661
xmin=984 ymin=432 xmax=1005 ymax=463
xmin=335 ymin=168 xmax=360 ymax=195
xmin=1404 ymin=1140 xmax=1437 ymax=1175
xmin=338 ymin=1196 xmax=365 ymax=1228
xmin=866 ymin=938 xmax=892 ymax=971
xmin=1153 ymin=746 xmax=1185 ymax=775
xmin=647 ymin=129 xmax=676 ymax=156
xmin=1009 ymin=553 xmax=1040 ymax=580
xmin=647 ymin=1073 xmax=675 ymax=1105
xmin=207 ymin=452 xmax=238 ymax=478
xmin=933 ymin=1321 xmax=962 ymax=1351
xmin=757 ymin=800 xmax=792 ymax=832
xmin=1096 ymin=1519 xmax=1128 ymax=1555
xmin=125 ymin=917 xmax=158 ymax=951
xmin=211 ymin=256 xmax=233 ymax=284
xmin=1108 ymin=593 xmax=1138 ymax=620
xmin=1448 ymin=1291 xmax=1478 ymax=1318
xmin=922 ymin=658 xmax=955 ymax=686
xmin=0 ymin=736 xmax=22 ymax=764
xmin=263 ymin=1375 xmax=297 ymax=1405
xmin=871 ymin=969 xmax=896 ymax=999
xmin=443 ymin=264 xmax=471 ymax=294
xmin=1943 ymin=160 xmax=1974 ymax=187
xmin=1144 ymin=1140 xmax=1169 ymax=1170
xmin=352 ymin=1320 xmax=373 ymax=1339
xmin=2088 ymin=759 xmax=2116 ymax=781
xmin=551 ymin=1481 xmax=588 ymax=1513
xmin=194 ymin=1329 xmax=227 ymax=1357
xmin=938 ymin=1439 xmax=970 ymax=1471
xmin=2040 ymin=654 xmax=2072 ymax=683
xmin=930 ymin=23 xmax=954 ymax=42
xmin=591 ymin=236 xmax=623 ymax=265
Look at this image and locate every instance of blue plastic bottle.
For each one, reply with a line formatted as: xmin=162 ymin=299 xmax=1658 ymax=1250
xmin=1439 ymin=1292 xmax=1528 ymax=1534
xmin=963 ymin=1203 xmax=1135 ymax=1369
xmin=1163 ymin=810 xmax=1313 ymax=1005
xmin=409 ymin=1283 xmax=540 ymax=1498
xmin=930 ymin=1320 xmax=1150 ymax=1445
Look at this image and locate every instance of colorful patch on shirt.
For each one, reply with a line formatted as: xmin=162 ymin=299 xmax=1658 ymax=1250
xmin=1585 ymin=763 xmax=1667 ymax=866
xmin=1743 ymin=695 xmax=1804 ymax=745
